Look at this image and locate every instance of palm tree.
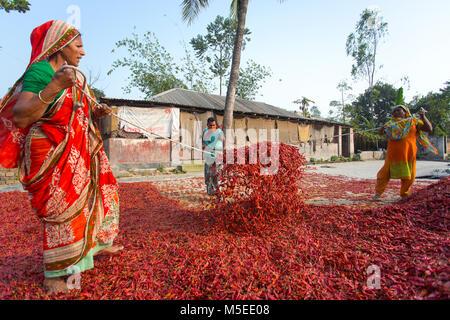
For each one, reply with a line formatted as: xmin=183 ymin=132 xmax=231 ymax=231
xmin=293 ymin=97 xmax=315 ymax=117
xmin=181 ymin=0 xmax=284 ymax=134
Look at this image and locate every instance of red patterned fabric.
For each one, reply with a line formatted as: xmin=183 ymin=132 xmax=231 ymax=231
xmin=29 ymin=20 xmax=55 ymax=67
xmin=0 ymin=21 xmax=119 ymax=273
xmin=0 ymin=20 xmax=79 ymax=168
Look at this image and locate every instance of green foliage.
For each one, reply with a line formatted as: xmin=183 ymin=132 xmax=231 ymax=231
xmin=395 ymin=87 xmax=405 ymax=105
xmin=310 ymin=156 xmax=356 ymax=164
xmin=180 ymin=0 xmax=284 ymax=132
xmin=108 ymin=30 xmax=186 ymax=98
xmin=329 ymin=80 xmax=353 ymax=123
xmin=181 ymin=0 xmax=211 ymax=25
xmin=190 ymin=15 xmax=251 ymax=95
xmin=354 ymin=131 xmax=386 ymax=152
xmin=178 ymin=44 xmax=216 ymax=93
xmin=91 ymin=87 xmax=106 ymax=99
xmin=352 ymin=153 xmax=361 ymax=161
xmin=408 ymin=81 xmax=450 ymax=136
xmin=171 ymin=167 xmax=186 ymax=174
xmin=310 ymin=106 xmax=322 ymax=118
xmin=231 ymin=59 xmax=271 ymax=100
xmin=293 ymin=97 xmax=315 ymax=117
xmin=347 ymin=80 xmax=448 ymax=151
xmin=109 ymin=21 xmax=270 ymax=99
xmin=346 ymin=8 xmax=388 ymax=89
xmin=349 ymin=81 xmax=398 ymax=130
xmin=0 ymin=0 xmax=30 ymax=13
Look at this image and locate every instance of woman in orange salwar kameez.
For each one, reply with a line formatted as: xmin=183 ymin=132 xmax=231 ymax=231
xmin=0 ymin=20 xmax=122 ymax=294
xmin=373 ymin=105 xmax=436 ymax=200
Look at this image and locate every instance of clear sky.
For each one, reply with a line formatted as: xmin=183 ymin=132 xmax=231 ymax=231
xmin=1 ymin=0 xmax=449 ymax=116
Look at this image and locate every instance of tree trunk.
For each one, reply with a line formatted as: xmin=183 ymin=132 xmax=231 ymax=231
xmin=223 ymin=0 xmax=248 ymax=134
xmin=219 ymin=49 xmax=223 ymax=96
xmin=341 ymin=90 xmax=345 ymax=123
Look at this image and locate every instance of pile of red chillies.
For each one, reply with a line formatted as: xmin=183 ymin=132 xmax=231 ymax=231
xmin=211 ymin=143 xmax=306 ymax=233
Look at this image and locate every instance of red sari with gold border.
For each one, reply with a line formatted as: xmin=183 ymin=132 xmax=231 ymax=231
xmin=0 ymin=20 xmax=119 ymax=275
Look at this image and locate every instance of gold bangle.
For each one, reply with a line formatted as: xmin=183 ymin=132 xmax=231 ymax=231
xmin=38 ymin=90 xmax=53 ymax=104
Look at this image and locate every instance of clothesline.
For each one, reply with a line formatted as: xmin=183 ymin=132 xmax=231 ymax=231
xmin=290 ymin=118 xmax=416 ymax=146
xmin=81 ymin=89 xmax=215 ymax=156
xmin=81 ymin=86 xmax=417 ymax=154
xmin=66 ymin=66 xmax=421 ymax=156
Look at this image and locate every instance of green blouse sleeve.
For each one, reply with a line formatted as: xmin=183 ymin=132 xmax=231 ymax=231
xmin=22 ymin=61 xmax=63 ymax=110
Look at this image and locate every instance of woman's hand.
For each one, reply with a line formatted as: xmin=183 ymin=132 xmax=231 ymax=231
xmin=13 ymin=67 xmax=74 ymax=129
xmin=51 ymin=66 xmax=77 ymax=91
xmin=418 ymin=110 xmax=433 ymax=133
xmin=92 ymin=103 xmax=112 ymax=119
xmin=418 ymin=110 xmax=427 ymax=120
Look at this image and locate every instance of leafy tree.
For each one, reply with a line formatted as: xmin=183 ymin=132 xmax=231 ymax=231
xmin=349 ymin=81 xmax=397 ymax=130
xmin=231 ymin=59 xmax=271 ymax=100
xmin=0 ymin=0 xmax=30 ymax=49
xmin=0 ymin=0 xmax=30 ymax=13
xmin=91 ymin=87 xmax=106 ymax=99
xmin=310 ymin=106 xmax=322 ymax=118
xmin=327 ymin=109 xmax=336 ymax=121
xmin=329 ymin=100 xmax=342 ymax=119
xmin=179 ymin=44 xmax=216 ymax=93
xmin=190 ymin=15 xmax=250 ymax=95
xmin=108 ymin=30 xmax=186 ymax=98
xmin=346 ymin=8 xmax=388 ymax=91
xmin=409 ymin=81 xmax=450 ymax=136
xmin=346 ymin=7 xmax=388 ymax=115
xmin=329 ymin=80 xmax=353 ymax=123
xmin=181 ymin=0 xmax=285 ymax=133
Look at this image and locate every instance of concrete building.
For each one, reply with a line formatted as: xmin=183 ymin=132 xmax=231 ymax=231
xmin=99 ymin=88 xmax=354 ymax=172
xmin=417 ymin=135 xmax=448 ymax=161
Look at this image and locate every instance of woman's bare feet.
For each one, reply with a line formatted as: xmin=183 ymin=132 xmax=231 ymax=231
xmin=94 ymin=245 xmax=124 ymax=257
xmin=44 ymin=277 xmax=69 ymax=295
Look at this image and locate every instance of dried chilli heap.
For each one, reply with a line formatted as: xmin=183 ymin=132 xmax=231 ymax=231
xmin=211 ymin=142 xmax=306 ymax=233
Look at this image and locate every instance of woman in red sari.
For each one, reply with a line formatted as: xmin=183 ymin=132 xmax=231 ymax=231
xmin=0 ymin=20 xmax=122 ymax=294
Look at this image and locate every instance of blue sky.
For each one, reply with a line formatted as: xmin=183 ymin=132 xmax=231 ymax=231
xmin=1 ymin=0 xmax=449 ymax=116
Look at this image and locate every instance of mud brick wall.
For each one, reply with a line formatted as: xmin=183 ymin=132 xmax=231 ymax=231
xmin=0 ymin=167 xmax=19 ymax=185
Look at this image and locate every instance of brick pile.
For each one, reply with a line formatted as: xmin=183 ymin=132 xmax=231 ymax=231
xmin=0 ymin=167 xmax=18 ymax=185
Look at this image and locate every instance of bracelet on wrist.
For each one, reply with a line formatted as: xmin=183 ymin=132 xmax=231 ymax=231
xmin=38 ymin=90 xmax=53 ymax=105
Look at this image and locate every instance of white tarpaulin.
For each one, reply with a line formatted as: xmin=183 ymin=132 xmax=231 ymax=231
xmin=117 ymin=107 xmax=179 ymax=139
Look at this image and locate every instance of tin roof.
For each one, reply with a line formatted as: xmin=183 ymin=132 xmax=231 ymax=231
xmin=151 ymin=88 xmax=309 ymax=119
xmin=101 ymin=88 xmax=350 ymax=126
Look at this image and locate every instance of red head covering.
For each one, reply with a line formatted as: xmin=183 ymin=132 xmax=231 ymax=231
xmin=28 ymin=20 xmax=80 ymax=67
xmin=0 ymin=20 xmax=80 ymax=168
xmin=29 ymin=20 xmax=55 ymax=65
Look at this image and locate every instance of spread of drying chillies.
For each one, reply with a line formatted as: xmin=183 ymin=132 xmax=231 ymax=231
xmin=0 ymin=149 xmax=448 ymax=299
